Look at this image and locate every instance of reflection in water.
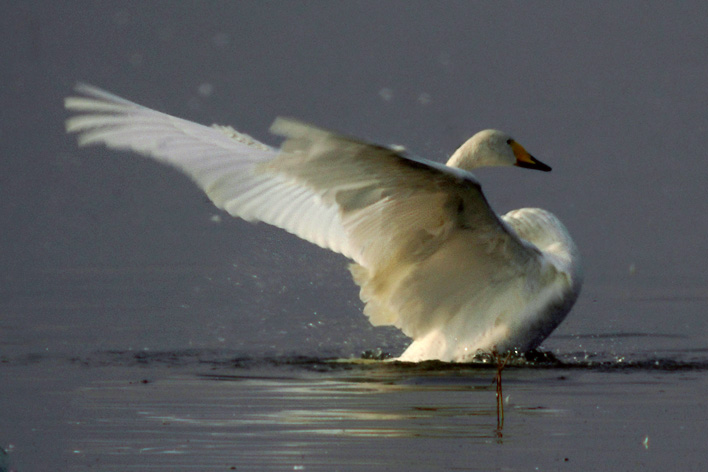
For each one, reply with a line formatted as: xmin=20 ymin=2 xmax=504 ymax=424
xmin=62 ymin=343 xmax=708 ymax=470
xmin=68 ymin=365 xmax=504 ymax=470
xmin=126 ymin=372 xmax=504 ymax=441
xmin=2 ymin=342 xmax=703 ymax=471
xmin=67 ymin=355 xmax=552 ymax=471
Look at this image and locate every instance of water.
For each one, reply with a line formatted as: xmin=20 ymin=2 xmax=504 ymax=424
xmin=2 ymin=347 xmax=706 ymax=471
xmin=4 ymin=248 xmax=705 ymax=472
xmin=1 ymin=269 xmax=706 ymax=471
xmin=3 ymin=2 xmax=708 ymax=471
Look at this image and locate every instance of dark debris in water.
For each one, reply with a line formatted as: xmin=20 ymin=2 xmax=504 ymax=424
xmin=360 ymin=348 xmax=395 ymax=361
xmin=1 ymin=348 xmax=707 ymax=373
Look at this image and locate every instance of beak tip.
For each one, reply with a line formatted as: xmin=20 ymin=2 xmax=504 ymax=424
xmin=515 ymin=159 xmax=552 ymax=172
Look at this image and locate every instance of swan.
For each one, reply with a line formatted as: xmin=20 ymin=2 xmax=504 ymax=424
xmin=65 ymin=84 xmax=582 ymax=362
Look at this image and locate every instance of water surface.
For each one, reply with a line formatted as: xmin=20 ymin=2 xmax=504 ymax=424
xmin=3 ymin=2 xmax=708 ymax=471
xmin=2 ymin=345 xmax=706 ymax=471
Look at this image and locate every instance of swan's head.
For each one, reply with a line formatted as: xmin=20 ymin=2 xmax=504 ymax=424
xmin=446 ymin=129 xmax=551 ymax=172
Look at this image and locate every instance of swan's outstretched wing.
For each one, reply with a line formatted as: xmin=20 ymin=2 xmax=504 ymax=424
xmin=65 ymin=85 xmax=553 ymax=351
xmin=65 ymin=84 xmax=351 ymax=256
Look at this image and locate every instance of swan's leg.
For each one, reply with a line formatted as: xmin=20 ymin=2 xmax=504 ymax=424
xmin=492 ymin=348 xmax=512 ymax=430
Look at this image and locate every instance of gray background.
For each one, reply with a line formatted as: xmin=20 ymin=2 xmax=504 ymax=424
xmin=2 ymin=1 xmax=707 ymax=357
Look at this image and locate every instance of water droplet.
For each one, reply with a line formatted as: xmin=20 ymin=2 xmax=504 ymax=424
xmin=379 ymin=88 xmax=394 ymax=101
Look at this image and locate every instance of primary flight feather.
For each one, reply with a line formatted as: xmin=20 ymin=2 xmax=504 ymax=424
xmin=65 ymin=84 xmax=582 ymax=362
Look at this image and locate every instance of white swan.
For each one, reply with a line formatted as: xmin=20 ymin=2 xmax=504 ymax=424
xmin=65 ymin=84 xmax=582 ymax=362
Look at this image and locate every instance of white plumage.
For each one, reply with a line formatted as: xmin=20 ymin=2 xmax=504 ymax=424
xmin=65 ymin=85 xmax=582 ymax=362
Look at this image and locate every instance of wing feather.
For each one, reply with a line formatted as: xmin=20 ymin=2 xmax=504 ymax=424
xmin=65 ymin=85 xmax=351 ymax=257
xmin=261 ymin=119 xmax=548 ymax=344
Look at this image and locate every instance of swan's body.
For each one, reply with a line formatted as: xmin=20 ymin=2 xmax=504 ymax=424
xmin=65 ymin=85 xmax=582 ymax=362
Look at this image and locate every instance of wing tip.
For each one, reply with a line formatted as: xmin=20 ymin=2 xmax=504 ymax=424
xmin=65 ymin=82 xmax=138 ymax=111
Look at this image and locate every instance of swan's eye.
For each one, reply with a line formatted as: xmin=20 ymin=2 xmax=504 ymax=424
xmin=506 ymin=139 xmax=513 ymax=145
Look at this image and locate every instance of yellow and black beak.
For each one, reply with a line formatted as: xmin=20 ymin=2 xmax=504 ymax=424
xmin=509 ymin=139 xmax=552 ymax=172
